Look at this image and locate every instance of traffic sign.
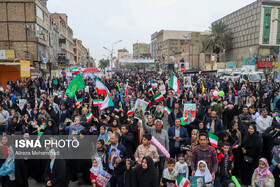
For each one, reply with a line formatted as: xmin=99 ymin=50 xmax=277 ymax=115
xmin=61 ymin=71 xmax=66 ymax=76
xmin=181 ymin=66 xmax=185 ymax=71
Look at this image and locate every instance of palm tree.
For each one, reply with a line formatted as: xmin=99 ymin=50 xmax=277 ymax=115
xmin=203 ymin=21 xmax=233 ymax=57
xmin=98 ymin=58 xmax=109 ymax=73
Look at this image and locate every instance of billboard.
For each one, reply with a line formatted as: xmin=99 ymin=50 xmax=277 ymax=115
xmin=0 ymin=50 xmax=15 ymax=59
xmin=242 ymin=58 xmax=256 ymax=65
xmin=20 ymin=60 xmax=30 ymax=77
xmin=138 ymin=44 xmax=149 ymax=54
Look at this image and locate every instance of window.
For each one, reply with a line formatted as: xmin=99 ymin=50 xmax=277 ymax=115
xmin=169 ymin=40 xmax=178 ymax=45
xmin=180 ymin=40 xmax=185 ymax=45
xmin=36 ymin=6 xmax=44 ymax=20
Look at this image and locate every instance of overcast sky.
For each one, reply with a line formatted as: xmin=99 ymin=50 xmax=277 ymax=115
xmin=47 ymin=0 xmax=255 ymax=63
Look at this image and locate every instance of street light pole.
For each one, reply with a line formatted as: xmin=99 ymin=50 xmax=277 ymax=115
xmin=103 ymin=40 xmax=122 ymax=77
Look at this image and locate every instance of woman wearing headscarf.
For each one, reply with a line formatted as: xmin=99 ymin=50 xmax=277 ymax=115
xmin=47 ymin=106 xmax=58 ymax=123
xmin=119 ymin=111 xmax=128 ymax=124
xmin=97 ymin=126 xmax=110 ymax=145
xmin=227 ymin=120 xmax=242 ymax=178
xmin=125 ymin=156 xmax=158 ymax=187
xmin=44 ymin=119 xmax=58 ymax=135
xmin=0 ymin=146 xmax=16 ymax=187
xmin=183 ymin=129 xmax=199 ymax=151
xmin=44 ymin=149 xmax=69 ymax=187
xmin=241 ymin=124 xmax=262 ymax=185
xmin=12 ymin=98 xmax=21 ymax=115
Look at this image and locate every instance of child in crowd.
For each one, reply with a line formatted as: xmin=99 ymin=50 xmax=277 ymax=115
xmin=215 ymin=142 xmax=233 ymax=187
xmin=269 ymin=138 xmax=280 ymax=172
xmin=96 ymin=139 xmax=107 ymax=170
xmin=161 ymin=158 xmax=177 ymax=187
xmin=195 ymin=160 xmax=212 ymax=187
xmin=90 ymin=157 xmax=103 ymax=187
xmin=175 ymin=153 xmax=189 ymax=178
xmin=251 ymin=158 xmax=275 ymax=187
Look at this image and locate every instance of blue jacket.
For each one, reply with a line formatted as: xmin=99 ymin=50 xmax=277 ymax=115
xmin=168 ymin=126 xmax=189 ymax=153
xmin=204 ymin=118 xmax=223 ymax=136
xmin=225 ymin=93 xmax=235 ymax=104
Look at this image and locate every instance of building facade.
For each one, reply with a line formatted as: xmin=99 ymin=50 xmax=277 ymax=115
xmin=152 ymin=30 xmax=210 ymax=70
xmin=133 ymin=43 xmax=150 ymax=58
xmin=73 ymin=38 xmax=88 ymax=67
xmin=150 ymin=32 xmax=157 ymax=60
xmin=213 ymin=0 xmax=280 ymax=69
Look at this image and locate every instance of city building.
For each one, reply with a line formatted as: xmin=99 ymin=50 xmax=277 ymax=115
xmin=213 ymin=0 xmax=280 ymax=70
xmin=0 ymin=0 xmax=50 ymax=83
xmin=118 ymin=48 xmax=129 ymax=59
xmin=51 ymin=13 xmax=74 ymax=71
xmin=174 ymin=43 xmax=200 ymax=70
xmin=73 ymin=38 xmax=88 ymax=67
xmin=150 ymin=32 xmax=158 ymax=60
xmin=133 ymin=43 xmax=150 ymax=58
xmin=152 ymin=30 xmax=210 ymax=70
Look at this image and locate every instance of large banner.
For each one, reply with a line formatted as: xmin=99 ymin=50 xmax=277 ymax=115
xmin=183 ymin=104 xmax=196 ymax=124
xmin=20 ymin=60 xmax=30 ymax=77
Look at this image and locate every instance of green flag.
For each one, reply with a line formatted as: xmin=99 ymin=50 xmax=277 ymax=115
xmin=66 ymin=74 xmax=86 ymax=98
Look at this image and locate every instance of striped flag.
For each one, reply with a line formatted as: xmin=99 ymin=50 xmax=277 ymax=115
xmin=86 ymin=112 xmax=93 ymax=122
xmin=127 ymin=108 xmax=134 ymax=116
xmin=164 ymin=106 xmax=172 ymax=115
xmin=35 ymin=98 xmax=38 ymax=108
xmin=114 ymin=108 xmax=120 ymax=113
xmin=95 ymin=77 xmax=108 ymax=95
xmin=170 ymin=72 xmax=180 ymax=94
xmin=53 ymin=92 xmax=62 ymax=98
xmin=180 ymin=117 xmax=188 ymax=126
xmin=175 ymin=175 xmax=190 ymax=187
xmin=208 ymin=132 xmax=219 ymax=148
xmin=147 ymin=87 xmax=153 ymax=94
xmin=75 ymin=98 xmax=83 ymax=108
xmin=39 ymin=100 xmax=44 ymax=109
xmin=70 ymin=67 xmax=80 ymax=74
xmin=153 ymin=92 xmax=164 ymax=102
xmin=92 ymin=99 xmax=103 ymax=107
xmin=151 ymin=83 xmax=158 ymax=88
xmin=125 ymin=84 xmax=132 ymax=97
xmin=215 ymin=86 xmax=219 ymax=92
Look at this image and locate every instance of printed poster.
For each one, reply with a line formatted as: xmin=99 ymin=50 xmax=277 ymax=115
xmin=184 ymin=77 xmax=192 ymax=88
xmin=190 ymin=176 xmax=205 ymax=187
xmin=96 ymin=169 xmax=112 ymax=186
xmin=19 ymin=99 xmax=27 ymax=110
xmin=183 ymin=104 xmax=196 ymax=124
xmin=134 ymin=99 xmax=149 ymax=119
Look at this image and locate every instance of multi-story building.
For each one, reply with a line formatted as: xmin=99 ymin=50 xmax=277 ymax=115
xmin=150 ymin=32 xmax=158 ymax=60
xmin=133 ymin=43 xmax=150 ymax=58
xmin=48 ymin=15 xmax=59 ymax=76
xmin=51 ymin=13 xmax=74 ymax=70
xmin=73 ymin=38 xmax=88 ymax=67
xmin=175 ymin=43 xmax=200 ymax=70
xmin=118 ymin=48 xmax=129 ymax=59
xmin=152 ymin=30 xmax=210 ymax=70
xmin=213 ymin=0 xmax=280 ymax=69
xmin=0 ymin=0 xmax=50 ymax=82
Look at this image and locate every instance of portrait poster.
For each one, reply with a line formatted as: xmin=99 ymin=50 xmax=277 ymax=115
xmin=134 ymin=99 xmax=149 ymax=119
xmin=190 ymin=176 xmax=205 ymax=187
xmin=184 ymin=77 xmax=192 ymax=88
xmin=96 ymin=169 xmax=112 ymax=186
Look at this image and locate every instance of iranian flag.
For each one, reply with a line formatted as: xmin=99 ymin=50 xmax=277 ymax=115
xmin=70 ymin=67 xmax=80 ymax=74
xmin=180 ymin=117 xmax=188 ymax=126
xmin=75 ymin=98 xmax=83 ymax=108
xmin=95 ymin=77 xmax=108 ymax=95
xmin=127 ymin=108 xmax=134 ymax=116
xmin=86 ymin=112 xmax=93 ymax=122
xmin=170 ymin=72 xmax=180 ymax=94
xmin=35 ymin=98 xmax=38 ymax=108
xmin=175 ymin=175 xmax=190 ymax=187
xmin=153 ymin=92 xmax=164 ymax=102
xmin=125 ymin=84 xmax=132 ymax=97
xmin=53 ymin=92 xmax=62 ymax=98
xmin=93 ymin=99 xmax=103 ymax=106
xmin=208 ymin=132 xmax=219 ymax=148
xmin=39 ymin=101 xmax=44 ymax=109
xmin=114 ymin=108 xmax=120 ymax=113
xmin=215 ymin=86 xmax=219 ymax=92
xmin=147 ymin=87 xmax=153 ymax=94
xmin=164 ymin=106 xmax=172 ymax=115
xmin=152 ymin=83 xmax=158 ymax=88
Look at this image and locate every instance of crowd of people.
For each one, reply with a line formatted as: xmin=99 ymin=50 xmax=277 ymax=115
xmin=0 ymin=71 xmax=280 ymax=187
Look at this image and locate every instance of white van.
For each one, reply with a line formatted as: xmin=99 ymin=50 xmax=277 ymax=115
xmin=239 ymin=72 xmax=261 ymax=83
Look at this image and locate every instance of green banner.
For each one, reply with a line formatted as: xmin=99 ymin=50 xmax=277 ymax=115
xmin=66 ymin=74 xmax=86 ymax=98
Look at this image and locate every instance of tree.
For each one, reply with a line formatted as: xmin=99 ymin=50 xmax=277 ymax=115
xmin=98 ymin=58 xmax=109 ymax=73
xmin=203 ymin=21 xmax=233 ymax=57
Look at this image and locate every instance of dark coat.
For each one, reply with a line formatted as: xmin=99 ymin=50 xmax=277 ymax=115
xmin=204 ymin=118 xmax=223 ymax=136
xmin=168 ymin=126 xmax=189 ymax=154
xmin=168 ymin=110 xmax=183 ymax=127
xmin=44 ymin=159 xmax=69 ymax=187
xmin=120 ymin=132 xmax=134 ymax=158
